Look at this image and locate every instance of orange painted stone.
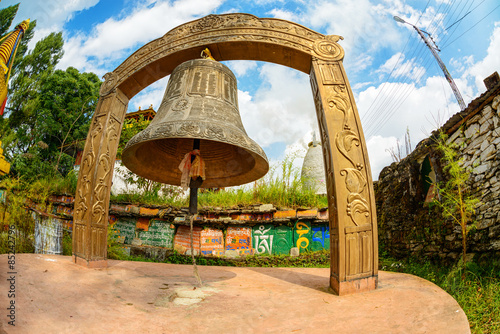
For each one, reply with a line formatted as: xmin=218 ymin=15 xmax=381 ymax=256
xmin=273 ymin=210 xmax=296 ymax=219
xmin=139 ymin=207 xmax=159 ymax=216
xmin=136 ymin=217 xmax=150 ymax=231
xmin=225 ymin=227 xmax=252 ymax=255
xmin=297 ymin=208 xmax=318 ymax=218
xmin=173 ymin=225 xmax=202 ymax=255
xmin=231 ymin=213 xmax=255 ymax=221
xmin=200 ymin=228 xmax=224 ymax=256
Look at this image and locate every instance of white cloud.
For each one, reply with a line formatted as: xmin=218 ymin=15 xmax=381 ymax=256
xmin=300 ymin=0 xmax=402 ymax=57
xmin=463 ymin=21 xmax=500 ymax=93
xmin=238 ymin=63 xmax=315 ymax=149
xmin=366 ymin=135 xmax=398 ymax=180
xmin=225 ymin=61 xmax=258 ymax=77
xmin=57 ymin=0 xmax=223 ymax=73
xmin=358 ymin=75 xmax=460 ymax=148
xmin=4 ymin=0 xmax=100 ymax=47
xmin=128 ymin=76 xmax=170 ymax=111
xmin=377 ymin=52 xmax=426 ymax=82
xmin=267 ymin=8 xmax=298 ymax=22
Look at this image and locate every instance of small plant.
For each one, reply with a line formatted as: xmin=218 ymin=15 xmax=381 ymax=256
xmin=433 ymin=131 xmax=479 ymax=271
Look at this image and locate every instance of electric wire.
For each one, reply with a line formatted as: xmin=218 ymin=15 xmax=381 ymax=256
xmin=361 ymin=1 xmax=431 ymax=127
xmin=442 ymin=3 xmax=500 ymax=49
xmin=363 ymin=0 xmax=494 ymax=138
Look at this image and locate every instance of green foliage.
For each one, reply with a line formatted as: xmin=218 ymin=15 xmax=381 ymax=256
xmin=117 ymin=115 xmax=150 ymax=158
xmin=0 ymin=177 xmax=55 ymax=254
xmin=0 ymin=3 xmax=19 ymax=37
xmin=252 ymin=154 xmax=323 ymax=208
xmin=62 ymin=230 xmax=72 ymax=256
xmin=380 ymin=254 xmax=500 ymax=333
xmin=3 ymin=31 xmax=65 ymax=160
xmin=237 ymin=250 xmax=330 ymax=268
xmin=433 ymin=131 xmax=480 ymax=268
xmin=3 ymin=59 xmax=101 ymax=180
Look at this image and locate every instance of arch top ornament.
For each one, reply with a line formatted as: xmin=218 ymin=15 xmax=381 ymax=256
xmin=104 ymin=13 xmax=345 ymax=98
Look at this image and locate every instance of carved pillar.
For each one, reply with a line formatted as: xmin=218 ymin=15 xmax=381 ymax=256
xmin=72 ymin=86 xmax=128 ymax=268
xmin=310 ymin=58 xmax=378 ymax=295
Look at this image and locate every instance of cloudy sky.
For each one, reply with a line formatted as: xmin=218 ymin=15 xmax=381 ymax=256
xmin=4 ymin=0 xmax=500 ymax=180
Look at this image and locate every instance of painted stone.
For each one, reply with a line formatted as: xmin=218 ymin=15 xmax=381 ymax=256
xmin=293 ymin=221 xmax=312 ymax=253
xmin=200 ymin=228 xmax=224 ymax=256
xmin=139 ymin=220 xmax=175 ymax=248
xmin=273 ymin=225 xmax=293 ymax=255
xmin=112 ymin=218 xmax=136 ymax=244
xmin=311 ymin=225 xmax=330 ymax=251
xmin=253 ymin=224 xmax=274 ymax=255
xmin=174 ymin=225 xmax=202 ymax=255
xmin=226 ymin=227 xmax=252 ymax=256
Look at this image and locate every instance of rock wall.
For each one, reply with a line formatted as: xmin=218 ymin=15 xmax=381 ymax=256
xmin=375 ymin=84 xmax=500 ymax=262
xmin=34 ymin=194 xmax=331 ymax=258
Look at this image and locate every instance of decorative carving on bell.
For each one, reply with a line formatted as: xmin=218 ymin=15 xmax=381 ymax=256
xmin=122 ymin=58 xmax=269 ymax=188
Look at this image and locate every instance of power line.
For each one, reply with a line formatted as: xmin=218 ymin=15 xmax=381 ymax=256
xmin=362 ymin=0 xmax=496 ymax=138
xmin=442 ymin=3 xmax=500 ymax=49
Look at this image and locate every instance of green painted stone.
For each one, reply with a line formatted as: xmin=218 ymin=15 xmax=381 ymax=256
xmin=273 ymin=225 xmax=293 ymax=255
xmin=252 ymin=224 xmax=274 ymax=255
xmin=293 ymin=221 xmax=312 ymax=253
xmin=311 ymin=225 xmax=330 ymax=251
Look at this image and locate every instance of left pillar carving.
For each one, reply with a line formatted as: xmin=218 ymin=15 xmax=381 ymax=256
xmin=72 ymin=87 xmax=129 ymax=268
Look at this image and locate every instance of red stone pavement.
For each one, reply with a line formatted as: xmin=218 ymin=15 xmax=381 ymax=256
xmin=0 ymin=254 xmax=470 ymax=333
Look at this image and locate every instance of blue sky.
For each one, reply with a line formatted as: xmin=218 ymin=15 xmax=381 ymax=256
xmin=3 ymin=0 xmax=500 ymax=180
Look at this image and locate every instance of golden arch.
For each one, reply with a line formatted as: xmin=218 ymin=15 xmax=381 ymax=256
xmin=72 ymin=13 xmax=378 ymax=295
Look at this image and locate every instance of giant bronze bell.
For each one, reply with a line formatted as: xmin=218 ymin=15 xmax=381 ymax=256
xmin=122 ymin=58 xmax=269 ymax=188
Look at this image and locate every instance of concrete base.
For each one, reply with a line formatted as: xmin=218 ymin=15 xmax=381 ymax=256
xmin=72 ymin=255 xmax=107 ymax=268
xmin=331 ymin=275 xmax=378 ymax=295
xmin=0 ymin=254 xmax=470 ymax=334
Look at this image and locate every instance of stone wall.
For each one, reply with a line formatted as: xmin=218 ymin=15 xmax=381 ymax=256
xmin=375 ymin=80 xmax=500 ymax=262
xmin=35 ymin=194 xmax=331 ymax=258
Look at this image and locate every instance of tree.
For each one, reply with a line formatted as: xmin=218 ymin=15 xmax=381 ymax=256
xmin=9 ymin=67 xmax=101 ymax=179
xmin=37 ymin=67 xmax=101 ymax=173
xmin=2 ymin=32 xmax=64 ymax=158
xmin=0 ymin=3 xmax=19 ymax=37
xmin=433 ymin=131 xmax=479 ymax=272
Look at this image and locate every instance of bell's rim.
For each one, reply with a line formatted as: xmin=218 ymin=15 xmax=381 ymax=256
xmin=122 ymin=135 xmax=269 ymax=188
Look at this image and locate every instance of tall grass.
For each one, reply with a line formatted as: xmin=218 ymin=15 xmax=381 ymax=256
xmin=197 ymin=155 xmax=328 ymax=208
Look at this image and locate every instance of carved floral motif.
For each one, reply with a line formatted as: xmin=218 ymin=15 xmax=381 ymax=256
xmin=99 ymin=72 xmax=117 ymax=96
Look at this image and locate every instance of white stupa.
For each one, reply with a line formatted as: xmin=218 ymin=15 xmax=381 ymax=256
xmin=301 ymin=133 xmax=327 ymax=195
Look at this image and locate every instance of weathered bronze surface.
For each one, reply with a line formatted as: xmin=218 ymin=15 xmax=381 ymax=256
xmin=122 ymin=58 xmax=269 ymax=188
xmin=73 ymin=13 xmax=378 ymax=295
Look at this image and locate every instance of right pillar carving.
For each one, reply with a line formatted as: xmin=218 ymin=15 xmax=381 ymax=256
xmin=310 ymin=58 xmax=378 ymax=295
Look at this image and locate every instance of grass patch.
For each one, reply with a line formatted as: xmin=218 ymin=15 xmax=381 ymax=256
xmin=380 ymin=254 xmax=500 ymax=334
